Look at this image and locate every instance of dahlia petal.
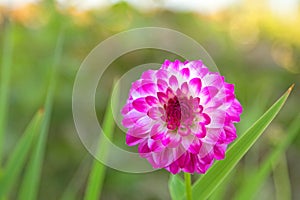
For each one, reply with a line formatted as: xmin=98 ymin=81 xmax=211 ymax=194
xmin=224 ymin=85 xmax=235 ymax=97
xmin=224 ymin=122 xmax=237 ymax=143
xmin=132 ymin=98 xmax=149 ymax=113
xmin=147 ymin=107 xmax=163 ymax=120
xmin=152 ymin=149 xmax=173 ymax=168
xmin=178 ymin=125 xmax=190 ymax=136
xmin=188 ymin=139 xmax=202 ymax=154
xmin=138 ymin=140 xmax=151 ymax=155
xmin=180 ymin=68 xmax=190 ymax=79
xmin=192 ymin=97 xmax=201 ymax=111
xmin=169 ymin=75 xmax=179 ymax=89
xmin=205 ymin=110 xmax=226 ymax=128
xmin=161 ymin=135 xmax=171 ymax=146
xmin=214 ymin=144 xmax=226 ymax=160
xmin=217 ymin=130 xmax=227 ymax=144
xmin=148 ymin=139 xmax=163 ymax=152
xmin=224 ymin=82 xmax=234 ymax=93
xmin=198 ymin=142 xmax=213 ymax=158
xmin=227 ymin=99 xmax=243 ymax=122
xmin=189 ymin=78 xmax=202 ymax=95
xmin=168 ymin=162 xmax=180 ymax=174
xmin=176 ymin=152 xmax=190 ymax=168
xmin=127 ymin=127 xmax=148 ymax=138
xmin=201 ymin=86 xmax=219 ymax=104
xmin=187 ymin=60 xmax=208 ymax=77
xmin=128 ymin=116 xmax=152 ymax=136
xmin=202 ymin=152 xmax=214 ymax=164
xmin=173 ymin=146 xmax=186 ymax=161
xmin=166 ymin=133 xmax=182 ymax=148
xmin=181 ymin=135 xmax=194 ymax=150
xmin=122 ymin=117 xmax=135 ymax=128
xmin=197 ymin=66 xmax=209 ymax=77
xmin=189 ymin=60 xmax=203 ymax=68
xmin=156 ymin=69 xmax=168 ymax=79
xmin=130 ymin=83 xmax=146 ymax=99
xmin=161 ymin=132 xmax=182 ymax=148
xmin=201 ymin=113 xmax=211 ymax=125
xmin=195 ymin=160 xmax=206 ymax=174
xmin=157 ymin=92 xmax=168 ymax=103
xmin=131 ymin=80 xmax=156 ymax=97
xmin=198 ymin=105 xmax=204 ymax=113
xmin=141 ymin=69 xmax=156 ymax=80
xmin=192 ymin=123 xmax=206 ymax=138
xmin=135 ymin=115 xmax=152 ymax=127
xmin=180 ymin=82 xmax=189 ymax=95
xmin=121 ymin=103 xmax=133 ymax=115
xmin=202 ymin=74 xmax=224 ymax=89
xmin=203 ymin=128 xmax=223 ymax=144
xmin=150 ymin=124 xmax=167 ymax=140
xmin=197 ymin=153 xmax=214 ymax=173
xmin=171 ymin=60 xmax=181 ymax=71
xmin=157 ymin=79 xmax=168 ymax=91
xmin=233 ymin=99 xmax=243 ymax=114
xmin=122 ymin=110 xmax=144 ymax=128
xmin=161 ymin=59 xmax=171 ymax=69
xmin=141 ymin=83 xmax=156 ymax=94
xmin=145 ymin=96 xmax=159 ymax=106
xmin=166 ymin=87 xmax=175 ymax=98
xmin=126 ymin=134 xmax=144 ymax=146
xmin=204 ymin=98 xmax=224 ymax=109
xmin=131 ymin=79 xmax=142 ymax=90
xmin=193 ymin=96 xmax=200 ymax=104
xmin=183 ymin=153 xmax=195 ymax=173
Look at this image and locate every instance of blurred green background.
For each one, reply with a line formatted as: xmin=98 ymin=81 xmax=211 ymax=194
xmin=0 ymin=0 xmax=300 ymax=199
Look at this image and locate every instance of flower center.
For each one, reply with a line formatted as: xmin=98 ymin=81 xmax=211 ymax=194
xmin=164 ymin=96 xmax=181 ymax=130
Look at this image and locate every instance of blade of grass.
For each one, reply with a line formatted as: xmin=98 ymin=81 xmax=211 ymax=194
xmin=233 ymin=112 xmax=300 ymax=200
xmin=242 ymin=85 xmax=273 ymax=174
xmin=18 ymin=28 xmax=64 ymax=200
xmin=273 ymin=153 xmax=291 ymax=200
xmin=234 ymin=85 xmax=273 ymax=200
xmin=60 ymin=155 xmax=91 ymax=200
xmin=168 ymin=174 xmax=185 ymax=200
xmin=84 ymin=82 xmax=117 ymax=200
xmin=0 ymin=110 xmax=44 ymax=197
xmin=209 ymin=170 xmax=235 ymax=200
xmin=0 ymin=16 xmax=14 ymax=163
xmin=191 ymin=85 xmax=294 ymax=200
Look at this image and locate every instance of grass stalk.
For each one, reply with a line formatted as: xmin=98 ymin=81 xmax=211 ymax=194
xmin=84 ymin=82 xmax=117 ymax=200
xmin=18 ymin=28 xmax=64 ymax=200
xmin=0 ymin=16 xmax=13 ymax=163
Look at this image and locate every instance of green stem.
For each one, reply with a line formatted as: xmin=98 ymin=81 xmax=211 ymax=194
xmin=184 ymin=173 xmax=192 ymax=200
xmin=0 ymin=15 xmax=13 ymax=163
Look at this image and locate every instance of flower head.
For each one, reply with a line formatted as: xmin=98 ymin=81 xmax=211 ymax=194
xmin=121 ymin=60 xmax=242 ymax=174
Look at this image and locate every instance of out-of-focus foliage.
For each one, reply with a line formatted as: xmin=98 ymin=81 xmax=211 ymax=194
xmin=0 ymin=0 xmax=299 ymax=199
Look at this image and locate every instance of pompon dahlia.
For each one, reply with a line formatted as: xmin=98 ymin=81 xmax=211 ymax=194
xmin=121 ymin=60 xmax=242 ymax=174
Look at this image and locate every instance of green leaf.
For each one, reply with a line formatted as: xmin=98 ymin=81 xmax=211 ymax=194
xmin=208 ymin=170 xmax=235 ymax=200
xmin=84 ymin=81 xmax=117 ymax=200
xmin=0 ymin=110 xmax=44 ymax=197
xmin=233 ymin=112 xmax=300 ymax=200
xmin=0 ymin=17 xmax=14 ymax=162
xmin=192 ymin=85 xmax=294 ymax=200
xmin=18 ymin=28 xmax=64 ymax=200
xmin=273 ymin=154 xmax=291 ymax=200
xmin=61 ymin=156 xmax=90 ymax=200
xmin=169 ymin=174 xmax=185 ymax=200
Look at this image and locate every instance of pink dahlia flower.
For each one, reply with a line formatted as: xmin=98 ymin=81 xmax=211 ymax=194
xmin=121 ymin=60 xmax=242 ymax=174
